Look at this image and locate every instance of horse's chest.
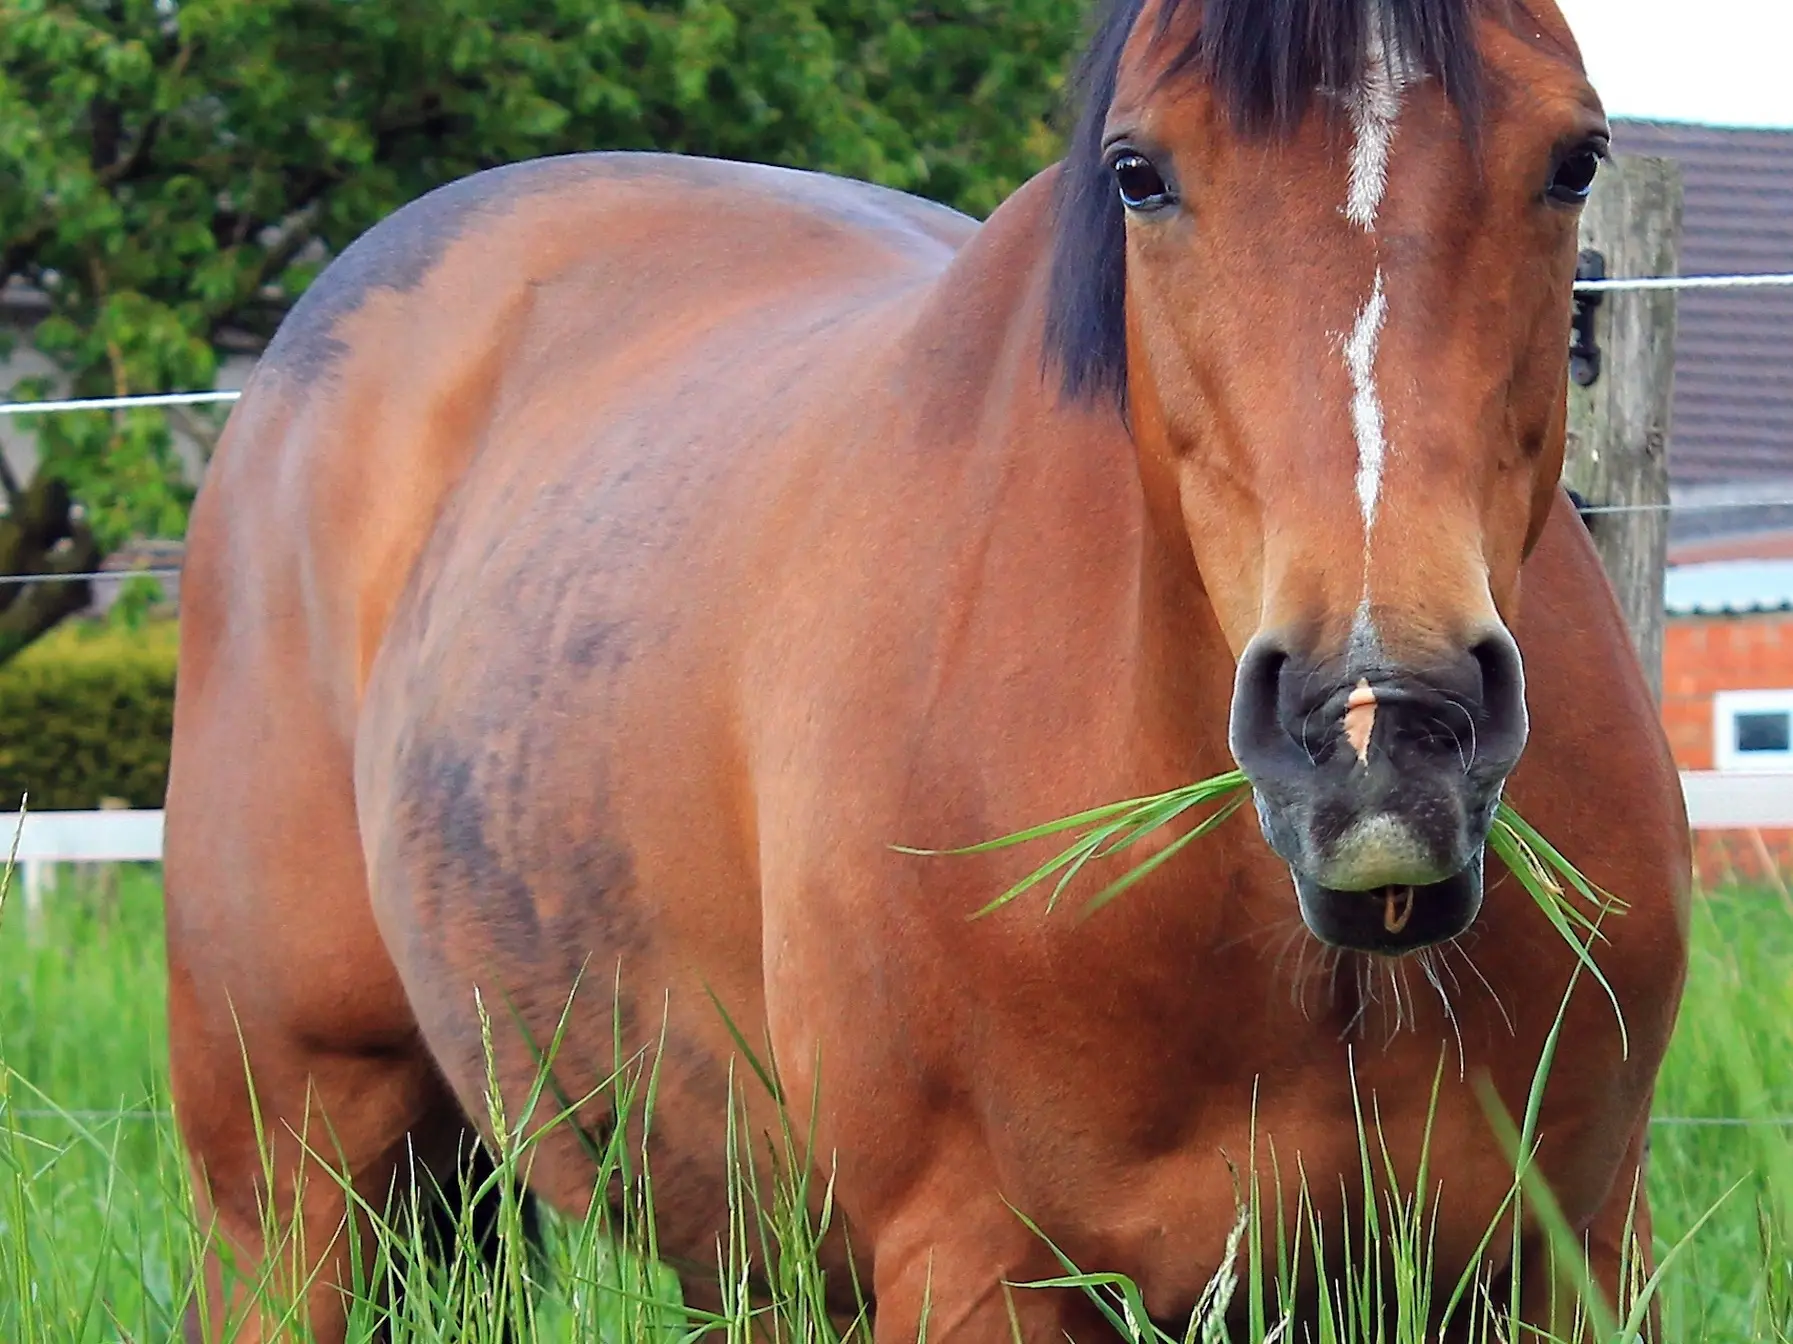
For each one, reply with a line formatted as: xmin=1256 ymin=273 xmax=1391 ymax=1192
xmin=997 ymin=1046 xmax=1597 ymax=1324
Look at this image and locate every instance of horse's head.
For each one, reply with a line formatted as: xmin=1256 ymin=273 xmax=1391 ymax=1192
xmin=1047 ymin=0 xmax=1603 ymax=953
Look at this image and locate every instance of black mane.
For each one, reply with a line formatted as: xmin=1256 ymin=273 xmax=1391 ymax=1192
xmin=1044 ymin=0 xmax=1486 ymax=411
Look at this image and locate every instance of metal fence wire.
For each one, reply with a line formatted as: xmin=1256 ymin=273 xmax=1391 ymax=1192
xmin=0 ymin=267 xmax=1788 ymax=545
xmin=3 ymin=267 xmax=1791 ymax=1134
xmin=3 ymin=1109 xmax=1791 ymax=1127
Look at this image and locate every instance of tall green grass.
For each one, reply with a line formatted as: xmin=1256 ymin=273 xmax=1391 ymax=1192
xmin=1648 ymin=884 xmax=1793 ymax=1344
xmin=0 ymin=863 xmax=191 ymax=1339
xmin=1 ymin=867 xmax=1788 ymax=1340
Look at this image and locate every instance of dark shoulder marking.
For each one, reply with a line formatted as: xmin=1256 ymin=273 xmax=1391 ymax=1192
xmin=261 ymin=154 xmax=618 ymax=384
xmin=261 ymin=152 xmax=973 ymax=386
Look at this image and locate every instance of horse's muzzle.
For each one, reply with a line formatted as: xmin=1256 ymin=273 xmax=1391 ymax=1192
xmin=1227 ymin=629 xmax=1528 ymax=954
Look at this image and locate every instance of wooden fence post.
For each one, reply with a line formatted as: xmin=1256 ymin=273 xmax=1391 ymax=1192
xmin=1562 ymin=154 xmax=1685 ymax=703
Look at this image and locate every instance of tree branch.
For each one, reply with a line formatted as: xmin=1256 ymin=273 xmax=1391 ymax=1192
xmin=163 ymin=403 xmax=225 ymax=464
xmin=1 ymin=227 xmax=48 ymax=293
xmin=0 ymin=523 xmax=102 ymax=665
xmin=95 ymin=35 xmax=187 ymax=187
xmin=205 ymin=185 xmax=336 ymax=337
xmin=0 ymin=454 xmax=23 ymax=512
xmin=97 ymin=113 xmax=164 ymax=186
xmin=0 ymin=471 xmax=88 ymax=646
xmin=89 ymin=97 xmax=123 ymax=175
xmin=249 ymin=216 xmax=319 ymax=292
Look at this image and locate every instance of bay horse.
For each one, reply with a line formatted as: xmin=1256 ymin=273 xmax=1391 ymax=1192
xmin=164 ymin=0 xmax=1690 ymax=1338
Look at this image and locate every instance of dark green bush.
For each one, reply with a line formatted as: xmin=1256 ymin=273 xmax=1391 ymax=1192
xmin=0 ymin=621 xmax=176 ymax=812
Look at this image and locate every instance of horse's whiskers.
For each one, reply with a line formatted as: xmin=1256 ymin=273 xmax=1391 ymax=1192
xmin=1375 ymin=960 xmax=1396 ymax=1045
xmin=1292 ymin=936 xmax=1329 ymax=1022
xmin=1322 ymin=946 xmax=1350 ymax=1023
xmin=1267 ymin=922 xmax=1309 ymax=1008
xmin=1419 ymin=947 xmax=1466 ymax=1077
xmin=1259 ymin=911 xmax=1511 ymax=1060
xmin=1434 ymin=693 xmax=1480 ymax=774
xmin=1380 ymin=958 xmax=1414 ymax=1047
xmin=1432 ymin=712 xmax=1471 ymax=775
xmin=1299 ymin=702 xmax=1323 ymax=767
xmin=1436 ymin=944 xmax=1466 ymax=1001
xmin=1264 ymin=920 xmax=1365 ymax=1028
xmin=1443 ymin=938 xmax=1515 ymax=1037
xmin=1213 ymin=925 xmax=1264 ymax=958
xmin=1340 ymin=955 xmax=1373 ymax=1041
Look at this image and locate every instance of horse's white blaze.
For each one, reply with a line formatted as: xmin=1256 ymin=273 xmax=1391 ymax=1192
xmin=1342 ymin=30 xmax=1409 ymax=565
xmin=1348 ymin=597 xmax=1381 ymax=663
xmin=1346 ymin=272 xmax=1389 ymax=529
xmin=1344 ymin=32 xmax=1404 ymax=231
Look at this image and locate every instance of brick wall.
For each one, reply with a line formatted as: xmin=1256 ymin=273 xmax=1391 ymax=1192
xmin=1661 ymin=612 xmax=1793 ymax=885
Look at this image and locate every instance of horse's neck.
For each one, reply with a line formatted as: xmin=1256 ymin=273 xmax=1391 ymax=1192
xmin=910 ymin=172 xmax=1238 ymax=776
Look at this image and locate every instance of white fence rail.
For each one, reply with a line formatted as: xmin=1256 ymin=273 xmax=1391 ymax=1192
xmin=12 ymin=808 xmax=164 ymax=861
xmin=11 ymin=810 xmax=163 ymax=913
xmin=1680 ymin=771 xmax=1793 ymax=829
xmin=8 ymin=775 xmax=1791 ymax=907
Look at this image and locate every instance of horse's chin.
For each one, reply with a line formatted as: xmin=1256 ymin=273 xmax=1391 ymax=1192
xmin=1292 ymin=853 xmax=1484 ymax=955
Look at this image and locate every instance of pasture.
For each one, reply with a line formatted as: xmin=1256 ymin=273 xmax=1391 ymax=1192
xmin=0 ymin=863 xmax=1788 ymax=1340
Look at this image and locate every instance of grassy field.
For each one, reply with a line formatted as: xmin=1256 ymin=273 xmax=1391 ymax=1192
xmin=0 ymin=865 xmax=1789 ymax=1341
xmin=1647 ymin=880 xmax=1793 ymax=1342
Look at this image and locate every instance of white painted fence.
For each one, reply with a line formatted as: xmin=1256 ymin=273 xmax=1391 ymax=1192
xmin=1679 ymin=772 xmax=1793 ymax=829
xmin=10 ymin=809 xmax=164 ymax=914
xmin=7 ymin=775 xmax=1791 ymax=907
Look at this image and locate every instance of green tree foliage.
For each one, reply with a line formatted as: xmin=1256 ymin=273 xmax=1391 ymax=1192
xmin=0 ymin=0 xmax=1084 ymax=658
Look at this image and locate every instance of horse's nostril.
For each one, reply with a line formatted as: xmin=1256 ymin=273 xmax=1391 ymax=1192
xmin=1464 ymin=627 xmax=1528 ymax=777
xmin=1243 ymin=640 xmax=1289 ymax=705
xmin=1229 ymin=640 xmax=1288 ymax=745
xmin=1469 ymin=631 xmax=1520 ymax=710
xmin=1228 ymin=636 xmax=1314 ymax=793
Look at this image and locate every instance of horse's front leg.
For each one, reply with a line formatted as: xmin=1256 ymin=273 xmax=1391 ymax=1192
xmin=869 ymin=1159 xmax=1116 ymax=1344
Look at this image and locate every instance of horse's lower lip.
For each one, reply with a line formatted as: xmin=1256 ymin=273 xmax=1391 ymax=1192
xmin=1292 ymin=856 xmax=1484 ymax=954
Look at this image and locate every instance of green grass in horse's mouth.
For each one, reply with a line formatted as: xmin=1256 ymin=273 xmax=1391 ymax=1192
xmin=897 ymin=769 xmax=1630 ymax=1048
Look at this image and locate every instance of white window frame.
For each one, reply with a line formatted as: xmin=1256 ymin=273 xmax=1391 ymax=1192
xmin=1714 ymin=689 xmax=1793 ymax=773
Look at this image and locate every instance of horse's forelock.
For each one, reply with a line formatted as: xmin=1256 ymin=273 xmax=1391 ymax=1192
xmin=1044 ymin=0 xmax=1490 ymax=412
xmin=1196 ymin=0 xmax=1486 ymax=132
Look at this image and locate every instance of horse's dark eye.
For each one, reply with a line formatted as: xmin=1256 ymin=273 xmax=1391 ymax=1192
xmin=1547 ymin=148 xmax=1602 ymax=205
xmin=1113 ymin=154 xmax=1173 ymax=212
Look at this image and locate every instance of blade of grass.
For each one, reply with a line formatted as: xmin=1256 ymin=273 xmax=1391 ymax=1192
xmin=1488 ymin=810 xmax=1630 ymax=1058
xmin=1080 ymin=795 xmax=1248 ymax=918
